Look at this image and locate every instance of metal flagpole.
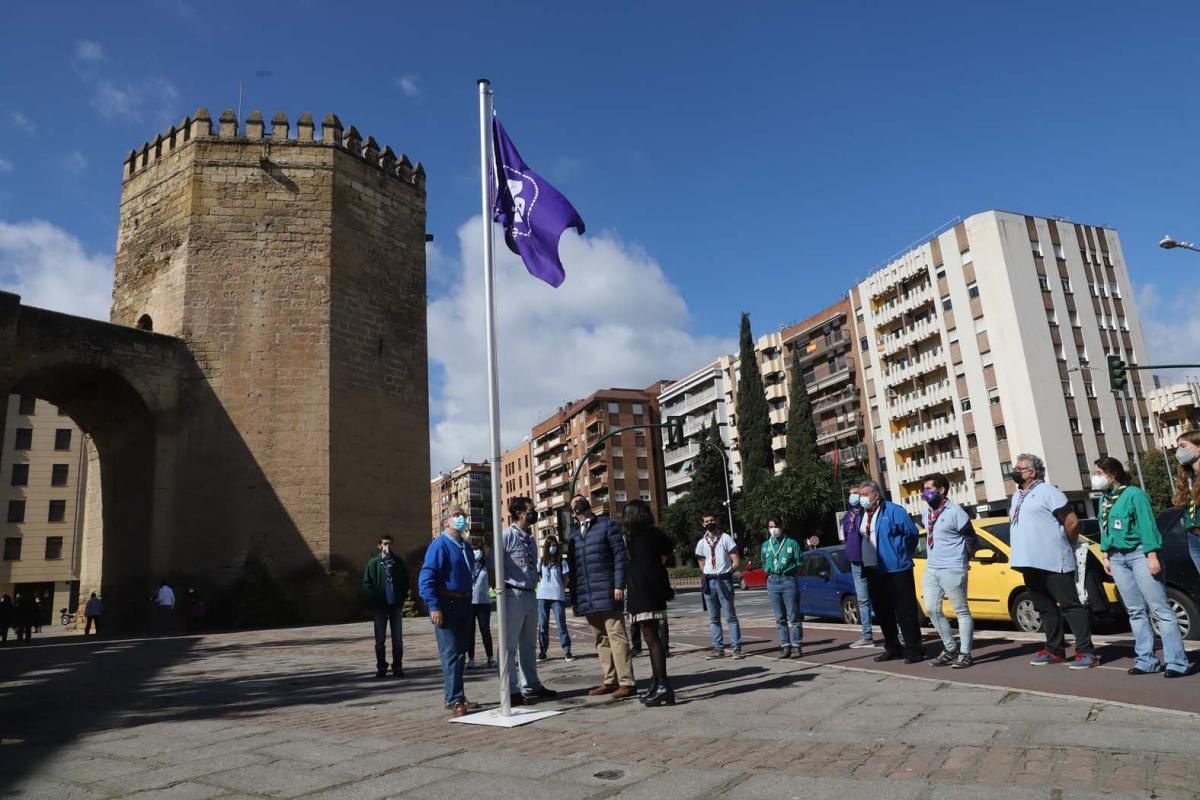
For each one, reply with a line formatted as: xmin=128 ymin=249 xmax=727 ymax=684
xmin=477 ymin=78 xmax=511 ymax=718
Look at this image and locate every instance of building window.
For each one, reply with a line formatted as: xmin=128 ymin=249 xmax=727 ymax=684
xmin=1084 ymin=382 xmax=1096 ymax=399
xmin=1055 ymin=344 xmax=1066 ymax=361
xmin=18 ymin=395 xmax=36 ymax=415
xmin=1061 ymin=278 xmax=1072 ymax=293
xmin=1088 ymin=283 xmax=1098 ymax=298
xmin=967 ymin=283 xmax=980 ymax=299
xmin=1063 ymin=380 xmax=1074 ymax=398
xmin=1047 ymin=309 xmax=1058 ymax=326
xmin=995 ymin=425 xmax=1007 ymax=441
xmin=137 ymin=314 xmax=154 ymax=332
xmin=11 ymin=464 xmax=29 ymax=487
xmin=859 ymin=336 xmax=869 ymax=352
xmin=14 ymin=428 xmax=33 ymax=450
xmin=1069 ymin=417 xmax=1080 ymax=434
xmin=1000 ymin=460 xmax=1012 ymax=477
xmin=961 ymin=397 xmax=972 ymax=412
xmin=1038 ymin=276 xmax=1050 ymax=292
xmin=1069 ymin=310 xmax=1080 ymax=327
xmin=1093 ymin=417 xmax=1104 ymax=434
xmin=1054 ymin=244 xmax=1065 ymax=260
xmin=45 ymin=536 xmax=63 ymax=560
xmin=961 ymin=248 xmax=972 ymax=264
xmin=7 ymin=500 xmax=25 ymax=523
xmin=941 ymin=296 xmax=952 ymax=311
xmin=54 ymin=429 xmax=72 ymax=451
xmin=3 ymin=537 xmax=21 ymax=561
xmin=631 ymin=403 xmax=644 ymax=415
xmin=607 ymin=402 xmax=620 ymax=414
xmin=51 ymin=464 xmax=69 ymax=487
xmin=615 ymin=491 xmax=627 ymax=502
xmin=48 ymin=500 xmax=67 ymax=523
xmin=639 ymin=491 xmax=651 ymax=501
xmin=1031 ymin=241 xmax=1043 ymax=257
xmin=1076 ymin=453 xmax=1088 ymax=471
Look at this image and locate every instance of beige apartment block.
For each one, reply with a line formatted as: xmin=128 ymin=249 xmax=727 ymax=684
xmin=429 ymin=461 xmax=492 ymax=541
xmin=658 ymin=359 xmax=735 ymax=504
xmin=1 ymin=394 xmax=89 ymax=618
xmin=851 ymin=211 xmax=1153 ymax=517
xmin=499 ymin=439 xmax=534 ymax=526
xmin=1149 ymin=382 xmax=1200 ymax=450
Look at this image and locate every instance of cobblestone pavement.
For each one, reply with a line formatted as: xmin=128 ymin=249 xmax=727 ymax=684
xmin=1 ymin=604 xmax=1198 ymax=800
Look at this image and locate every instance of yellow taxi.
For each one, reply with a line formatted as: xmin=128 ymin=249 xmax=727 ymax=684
xmin=913 ymin=516 xmax=1120 ymax=632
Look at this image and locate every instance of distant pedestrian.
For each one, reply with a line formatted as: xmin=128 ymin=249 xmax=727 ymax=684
xmin=1095 ymin=457 xmax=1191 ymax=678
xmin=623 ymin=500 xmax=676 ymax=706
xmin=0 ymin=594 xmax=13 ymax=644
xmin=419 ymin=504 xmax=481 ymax=717
xmin=857 ymin=480 xmax=924 ymax=664
xmin=761 ymin=518 xmax=804 ymax=658
xmin=567 ymin=494 xmax=637 ymax=699
xmin=1009 ymin=453 xmax=1097 ymax=669
xmin=467 ymin=535 xmax=494 ymax=670
xmin=153 ymin=580 xmax=176 ymax=634
xmin=920 ymin=473 xmax=976 ymax=669
xmin=14 ymin=592 xmax=34 ymax=642
xmin=696 ymin=511 xmax=743 ymax=659
xmin=32 ymin=594 xmax=43 ymax=633
xmin=842 ymin=483 xmax=875 ymax=648
xmin=83 ymin=593 xmax=102 ymax=636
xmin=501 ymin=496 xmax=557 ymax=706
xmin=1172 ymin=431 xmax=1200 ymax=575
xmin=363 ymin=534 xmax=408 ymax=678
xmin=186 ymin=588 xmax=205 ymax=633
xmin=537 ymin=534 xmax=573 ymax=662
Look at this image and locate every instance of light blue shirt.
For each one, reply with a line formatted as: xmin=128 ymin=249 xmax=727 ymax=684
xmin=471 ymin=549 xmax=491 ymax=605
xmin=502 ymin=524 xmax=539 ymax=589
xmin=1009 ymin=482 xmax=1075 ymax=573
xmin=536 ymin=559 xmax=569 ymax=601
xmin=924 ymin=501 xmax=972 ymax=571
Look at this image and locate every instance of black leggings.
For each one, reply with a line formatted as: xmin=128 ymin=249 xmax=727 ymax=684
xmin=638 ymin=619 xmax=669 ymax=683
xmin=470 ymin=603 xmax=493 ymax=662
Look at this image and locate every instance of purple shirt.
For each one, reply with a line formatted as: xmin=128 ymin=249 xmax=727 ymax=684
xmin=843 ymin=508 xmax=864 ymax=562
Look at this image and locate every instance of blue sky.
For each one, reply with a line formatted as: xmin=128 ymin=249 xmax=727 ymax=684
xmin=3 ymin=2 xmax=1200 ymax=470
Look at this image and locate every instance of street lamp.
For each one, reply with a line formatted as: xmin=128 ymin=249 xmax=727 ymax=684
xmin=1160 ymin=234 xmax=1200 ymax=253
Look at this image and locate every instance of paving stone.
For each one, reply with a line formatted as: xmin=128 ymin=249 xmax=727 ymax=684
xmin=892 ymin=721 xmax=1006 ymax=745
xmin=320 ymin=743 xmax=458 ymax=778
xmin=551 ymin=761 xmax=662 ymax=788
xmin=251 ymin=737 xmax=382 ymax=766
xmin=27 ymin=752 xmax=149 ymax=784
xmin=721 ymin=774 xmax=928 ymax=800
xmin=425 ymin=749 xmax=579 ymax=778
xmin=1030 ymin=725 xmax=1200 ymax=755
xmin=202 ymin=759 xmax=351 ymax=797
xmin=390 ymin=772 xmax=600 ymax=800
xmin=606 ymin=768 xmax=738 ymax=800
xmin=0 ymin=776 xmax=111 ymax=799
xmin=929 ymin=786 xmax=1051 ymax=800
xmin=90 ymin=751 xmax=269 ymax=794
xmin=299 ymin=766 xmax=457 ymax=800
xmin=124 ymin=781 xmax=228 ymax=799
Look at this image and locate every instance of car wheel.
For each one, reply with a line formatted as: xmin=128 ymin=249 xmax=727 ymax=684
xmin=842 ymin=595 xmax=859 ymax=625
xmin=1163 ymin=587 xmax=1200 ymax=641
xmin=1010 ymin=590 xmax=1043 ymax=633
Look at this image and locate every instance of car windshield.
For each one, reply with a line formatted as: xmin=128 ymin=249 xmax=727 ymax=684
xmin=829 ymin=549 xmax=849 ymax=572
xmin=982 ymin=522 xmax=1010 ymax=545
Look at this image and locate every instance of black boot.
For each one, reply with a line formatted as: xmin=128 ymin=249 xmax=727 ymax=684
xmin=639 ymin=677 xmax=661 ymax=704
xmin=644 ymin=678 xmax=674 ymax=707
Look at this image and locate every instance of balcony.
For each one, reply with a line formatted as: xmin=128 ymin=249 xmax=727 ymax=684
xmin=893 ymin=417 xmax=957 ymax=451
xmin=813 ymin=386 xmax=859 ymax=414
xmin=882 ymin=348 xmax=944 ymax=388
xmin=882 ymin=317 xmax=938 ymax=357
xmin=816 ymin=423 xmax=857 ymax=445
xmin=672 ymin=386 xmax=720 ymax=415
xmin=663 ymin=441 xmax=701 ymax=466
xmin=768 ymin=407 xmax=787 ymax=426
xmin=761 ymin=356 xmax=785 ymax=377
xmin=771 ymin=434 xmax=787 ymax=451
xmin=887 ymin=379 xmax=953 ymax=419
xmin=809 ymin=360 xmax=853 ymax=393
xmin=765 ymin=382 xmax=787 ymax=401
xmin=666 ymin=470 xmax=692 ymax=489
xmin=874 ymin=283 xmax=934 ymax=327
xmin=896 ymin=452 xmax=966 ymax=484
xmin=866 ymin=255 xmax=930 ymax=301
xmin=533 ymin=434 xmax=562 ymax=456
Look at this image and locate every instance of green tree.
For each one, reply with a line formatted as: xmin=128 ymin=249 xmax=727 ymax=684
xmin=736 ymin=312 xmax=774 ymax=491
xmin=688 ymin=418 xmax=728 ymax=516
xmin=784 ymin=348 xmax=818 ymax=472
xmin=1135 ymin=448 xmax=1177 ymax=513
xmin=739 ymin=467 xmax=839 ymax=552
xmin=659 ymin=494 xmax=700 ymax=566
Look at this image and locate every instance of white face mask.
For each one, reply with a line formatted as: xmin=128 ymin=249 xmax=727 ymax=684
xmin=1177 ymin=446 xmax=1199 ymax=466
xmin=768 ymin=527 xmax=782 ymax=538
xmin=848 ymin=493 xmax=861 ymax=507
xmin=1090 ymin=473 xmax=1112 ymax=492
xmin=473 ymin=549 xmax=483 ymax=560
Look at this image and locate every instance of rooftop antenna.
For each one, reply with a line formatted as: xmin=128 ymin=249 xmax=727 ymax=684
xmin=237 ymin=80 xmax=243 ymax=122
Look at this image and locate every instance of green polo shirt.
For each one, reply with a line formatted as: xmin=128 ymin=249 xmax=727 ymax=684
xmin=1098 ymin=485 xmax=1161 ymax=553
xmin=1182 ymin=503 xmax=1200 ymax=531
xmin=760 ymin=536 xmax=803 ymax=575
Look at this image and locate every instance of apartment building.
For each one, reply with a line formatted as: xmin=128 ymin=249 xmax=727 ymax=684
xmin=499 ymin=439 xmax=534 ymax=521
xmin=1 ymin=394 xmax=89 ymax=615
xmin=851 ymin=211 xmax=1153 ymax=518
xmin=1149 ymin=382 xmax=1200 ymax=449
xmin=429 ymin=461 xmax=492 ymax=540
xmin=530 ymin=387 xmax=667 ymax=541
xmin=658 ymin=359 xmax=735 ymax=504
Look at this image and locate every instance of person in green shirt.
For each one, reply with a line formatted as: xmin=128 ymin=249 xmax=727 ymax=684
xmin=1094 ymin=457 xmax=1191 ymax=678
xmin=760 ymin=518 xmax=804 ymax=658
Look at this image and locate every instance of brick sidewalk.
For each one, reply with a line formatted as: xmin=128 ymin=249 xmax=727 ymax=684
xmin=1 ymin=612 xmax=1198 ymax=799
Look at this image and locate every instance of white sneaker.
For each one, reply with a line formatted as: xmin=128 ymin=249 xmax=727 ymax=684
xmin=848 ymin=638 xmax=876 ymax=649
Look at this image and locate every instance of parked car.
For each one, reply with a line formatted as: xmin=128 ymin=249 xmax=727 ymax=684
xmin=913 ymin=516 xmax=1119 ymax=633
xmin=736 ymin=561 xmax=767 ymax=590
xmin=1132 ymin=508 xmax=1200 ymax=640
xmin=797 ymin=546 xmax=862 ymax=624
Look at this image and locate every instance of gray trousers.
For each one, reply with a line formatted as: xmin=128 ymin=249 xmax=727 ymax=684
xmin=503 ymin=587 xmax=543 ymax=693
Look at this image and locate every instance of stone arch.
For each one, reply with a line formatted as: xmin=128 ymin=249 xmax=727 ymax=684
xmin=136 ymin=314 xmax=153 ymax=332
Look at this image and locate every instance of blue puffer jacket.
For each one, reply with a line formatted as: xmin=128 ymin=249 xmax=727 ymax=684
xmin=567 ymin=514 xmax=627 ymax=616
xmin=869 ymin=501 xmax=920 ymax=573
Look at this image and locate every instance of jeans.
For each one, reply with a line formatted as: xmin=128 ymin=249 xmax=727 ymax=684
xmin=503 ymin=588 xmax=542 ymax=693
xmin=767 ymin=574 xmax=803 ymax=648
xmin=538 ymin=598 xmax=572 ymax=656
xmin=851 ymin=562 xmax=873 ymax=640
xmin=865 ymin=567 xmax=923 ymax=659
xmin=1109 ymin=548 xmax=1189 ymax=673
xmin=372 ymin=604 xmax=403 ymax=671
xmin=84 ymin=616 xmax=98 ymax=635
xmin=469 ymin=603 xmax=493 ymax=663
xmin=1189 ymin=533 xmax=1200 ymax=576
xmin=1022 ymin=568 xmax=1093 ymax=656
xmin=433 ymin=597 xmax=472 ymax=705
xmin=704 ymin=575 xmax=742 ymax=651
xmin=922 ymin=567 xmax=973 ymax=655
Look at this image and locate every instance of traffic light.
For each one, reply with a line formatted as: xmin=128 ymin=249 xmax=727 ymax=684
xmin=1107 ymin=354 xmax=1128 ymax=393
xmin=666 ymin=416 xmax=685 ymax=448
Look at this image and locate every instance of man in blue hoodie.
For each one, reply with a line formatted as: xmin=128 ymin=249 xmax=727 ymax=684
xmin=857 ymin=480 xmax=924 ymax=664
xmin=419 ymin=504 xmax=481 ymax=717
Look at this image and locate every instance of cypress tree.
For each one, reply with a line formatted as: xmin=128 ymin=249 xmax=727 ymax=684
xmin=735 ymin=312 xmax=774 ymax=491
xmin=785 ymin=347 xmax=819 ymax=472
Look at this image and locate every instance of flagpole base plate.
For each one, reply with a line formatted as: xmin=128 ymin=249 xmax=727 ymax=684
xmin=449 ymin=707 xmax=562 ymax=727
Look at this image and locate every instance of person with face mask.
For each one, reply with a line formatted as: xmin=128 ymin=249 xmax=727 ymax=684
xmin=567 ymin=494 xmax=637 ymax=699
xmin=418 ymin=504 xmax=482 ymax=717
xmin=1095 ymin=457 xmax=1191 ymax=678
xmin=695 ymin=512 xmax=743 ymax=659
xmin=363 ymin=534 xmax=410 ymax=678
xmin=842 ymin=482 xmax=875 ymax=648
xmin=466 ymin=536 xmax=494 ymax=670
xmin=1172 ymin=431 xmax=1200 ymax=575
xmin=1008 ymin=453 xmax=1097 ymax=669
xmin=760 ymin=518 xmax=804 ymax=658
xmin=537 ymin=534 xmax=573 ymax=662
xmin=501 ymin=497 xmax=557 ymax=706
xmin=858 ymin=479 xmax=923 ymax=664
xmin=920 ymin=473 xmax=976 ymax=669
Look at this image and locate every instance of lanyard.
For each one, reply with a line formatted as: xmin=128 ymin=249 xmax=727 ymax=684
xmin=1012 ymin=480 xmax=1042 ymax=525
xmin=766 ymin=536 xmax=786 ymax=571
xmin=449 ymin=535 xmax=472 ymax=574
xmin=1100 ymin=486 xmax=1127 ymax=533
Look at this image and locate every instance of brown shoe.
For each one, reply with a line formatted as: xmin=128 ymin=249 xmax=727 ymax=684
xmin=450 ymin=702 xmax=468 ymax=718
xmin=611 ymin=686 xmax=637 ymax=700
xmin=589 ymin=684 xmax=619 ymax=696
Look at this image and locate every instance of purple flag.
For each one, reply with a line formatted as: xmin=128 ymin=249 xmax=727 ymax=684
xmin=492 ymin=115 xmax=585 ymax=287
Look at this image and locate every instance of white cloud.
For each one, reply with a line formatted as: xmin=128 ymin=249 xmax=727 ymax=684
xmin=427 ymin=217 xmax=733 ymax=475
xmin=75 ymin=40 xmax=104 ymax=62
xmin=396 ymin=75 xmax=421 ymax=98
xmin=62 ymin=150 xmax=87 ymax=173
xmin=1137 ymin=283 xmax=1200 ymax=384
xmin=90 ymin=77 xmax=179 ymax=122
xmin=8 ymin=112 xmax=35 ymax=134
xmin=0 ymin=220 xmax=112 ymax=320
xmin=0 ymin=156 xmax=12 ymax=173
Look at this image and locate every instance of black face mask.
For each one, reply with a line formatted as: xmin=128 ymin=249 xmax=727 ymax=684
xmin=1010 ymin=470 xmax=1026 ymax=484
xmin=523 ymin=510 xmax=538 ymax=526
xmin=572 ymin=501 xmax=590 ymax=516
xmin=703 ymin=522 xmax=718 ymax=532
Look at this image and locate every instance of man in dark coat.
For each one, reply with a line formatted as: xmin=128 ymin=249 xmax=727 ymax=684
xmin=362 ymin=535 xmax=409 ymax=678
xmin=567 ymin=494 xmax=635 ymax=699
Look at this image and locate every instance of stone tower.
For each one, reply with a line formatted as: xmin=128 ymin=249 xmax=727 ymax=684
xmin=108 ymin=107 xmax=430 ymax=617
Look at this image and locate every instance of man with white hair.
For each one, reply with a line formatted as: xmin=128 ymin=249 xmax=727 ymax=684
xmin=1007 ymin=453 xmax=1097 ymax=669
xmin=857 ymin=479 xmax=924 ymax=663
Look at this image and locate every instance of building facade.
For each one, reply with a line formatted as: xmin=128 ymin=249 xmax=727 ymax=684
xmin=1 ymin=394 xmax=89 ymax=616
xmin=658 ymin=360 xmax=734 ymax=504
xmin=851 ymin=211 xmax=1153 ymax=517
xmin=1149 ymin=382 xmax=1200 ymax=450
xmin=429 ymin=461 xmax=492 ymax=540
xmin=499 ymin=439 xmax=534 ymax=523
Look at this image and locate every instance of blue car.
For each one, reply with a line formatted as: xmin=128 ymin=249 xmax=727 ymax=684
xmin=796 ymin=545 xmax=861 ymax=625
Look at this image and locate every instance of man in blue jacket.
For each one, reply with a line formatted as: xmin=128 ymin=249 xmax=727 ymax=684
xmin=419 ymin=504 xmax=481 ymax=717
xmin=567 ymin=494 xmax=636 ymax=699
xmin=857 ymin=480 xmax=924 ymax=663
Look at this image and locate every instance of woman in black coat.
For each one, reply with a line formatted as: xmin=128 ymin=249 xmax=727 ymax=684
xmin=622 ymin=500 xmax=675 ymax=706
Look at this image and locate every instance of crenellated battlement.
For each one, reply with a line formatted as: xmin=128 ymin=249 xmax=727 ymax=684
xmin=123 ymin=106 xmax=425 ymax=190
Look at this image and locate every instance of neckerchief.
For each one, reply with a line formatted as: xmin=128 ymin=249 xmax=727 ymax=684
xmin=926 ymin=502 xmax=945 ymax=549
xmin=1011 ymin=480 xmax=1043 ymax=526
xmin=705 ymin=533 xmax=721 ymax=570
xmin=1100 ymin=485 xmax=1127 ymax=534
